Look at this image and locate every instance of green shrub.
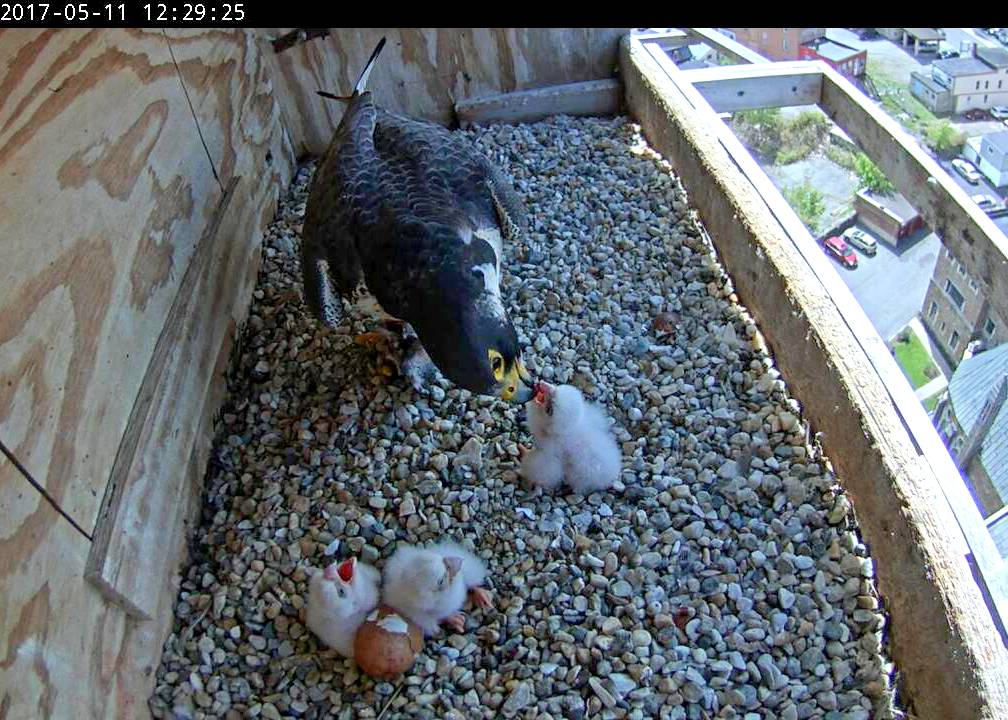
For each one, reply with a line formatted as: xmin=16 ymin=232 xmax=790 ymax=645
xmin=854 ymin=153 xmax=895 ymax=195
xmin=783 ymin=182 xmax=825 ymax=231
xmin=925 ymin=120 xmax=964 ymax=156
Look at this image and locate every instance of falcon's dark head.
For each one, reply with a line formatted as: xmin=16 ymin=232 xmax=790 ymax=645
xmin=412 ymin=246 xmax=534 ymax=403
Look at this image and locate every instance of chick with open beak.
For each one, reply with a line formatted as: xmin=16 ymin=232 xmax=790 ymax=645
xmin=519 ymin=381 xmax=622 ymax=494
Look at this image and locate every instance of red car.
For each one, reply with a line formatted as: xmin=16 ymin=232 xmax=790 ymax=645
xmin=823 ymin=236 xmax=858 ymax=269
xmin=964 ymin=108 xmax=991 ymax=121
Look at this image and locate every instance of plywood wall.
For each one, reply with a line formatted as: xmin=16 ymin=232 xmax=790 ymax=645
xmin=0 ymin=28 xmax=293 ymax=718
xmin=0 ymin=27 xmax=624 ymax=718
xmin=260 ymin=27 xmax=627 ymax=156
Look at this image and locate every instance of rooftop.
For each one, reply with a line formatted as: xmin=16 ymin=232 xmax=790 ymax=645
xmin=934 ymin=56 xmax=997 ymax=77
xmin=911 ymin=70 xmax=950 ymax=94
xmin=857 ymin=188 xmax=921 ymax=222
xmin=948 ymin=343 xmax=1008 ymax=504
xmin=903 ymin=28 xmax=944 ymax=42
xmin=803 ymin=38 xmax=863 ymax=62
xmin=982 ymin=130 xmax=1008 ymax=154
xmin=977 ymin=45 xmax=1008 ymax=69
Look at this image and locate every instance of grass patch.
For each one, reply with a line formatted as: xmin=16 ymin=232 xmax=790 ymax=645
xmin=867 ymin=59 xmax=935 ymax=130
xmin=892 ymin=330 xmax=940 ymax=389
xmin=732 ymin=109 xmax=831 ymax=166
xmin=924 ymin=392 xmax=942 ymax=413
xmin=824 ymin=143 xmax=859 ymax=171
xmin=782 ymin=182 xmax=826 ymax=232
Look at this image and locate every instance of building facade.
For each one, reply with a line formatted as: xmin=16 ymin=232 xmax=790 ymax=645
xmin=922 ymin=244 xmax=1008 ymax=367
xmin=962 ymin=131 xmax=1008 ymax=188
xmin=910 ymin=47 xmax=1008 ymax=114
xmin=799 ymin=39 xmax=867 ymax=78
xmin=853 ymin=189 xmax=924 ymax=247
xmin=728 ymin=28 xmax=825 ymax=61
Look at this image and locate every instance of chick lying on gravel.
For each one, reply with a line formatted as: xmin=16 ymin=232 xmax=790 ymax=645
xmin=305 ymin=557 xmax=380 ymax=657
xmin=382 ymin=540 xmax=493 ymax=636
xmin=520 ymin=381 xmax=621 ymax=494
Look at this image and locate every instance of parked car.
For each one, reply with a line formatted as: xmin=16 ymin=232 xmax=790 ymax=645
xmin=841 ymin=227 xmax=878 ymax=256
xmin=937 ymin=48 xmax=960 ymax=59
xmin=823 ymin=237 xmax=858 ymax=269
xmin=972 ymin=193 xmax=1008 ymax=217
xmin=952 ymin=158 xmax=982 ymax=184
xmin=990 ymin=106 xmax=1008 ymax=119
xmin=964 ymin=108 xmax=991 ymax=121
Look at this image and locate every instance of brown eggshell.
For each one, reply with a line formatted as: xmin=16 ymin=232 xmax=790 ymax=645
xmin=354 ymin=605 xmax=423 ymax=679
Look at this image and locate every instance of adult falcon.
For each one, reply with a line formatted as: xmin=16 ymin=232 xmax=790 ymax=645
xmin=300 ymin=37 xmax=535 ymax=404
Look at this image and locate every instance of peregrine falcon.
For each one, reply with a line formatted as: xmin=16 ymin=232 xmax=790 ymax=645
xmin=300 ymin=37 xmax=535 ymax=403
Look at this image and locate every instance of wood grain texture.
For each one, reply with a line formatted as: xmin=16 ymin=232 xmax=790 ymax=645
xmin=623 ymin=36 xmax=1008 ymax=720
xmin=455 ymin=79 xmax=622 ymax=128
xmin=86 ymin=28 xmax=294 ymax=619
xmin=0 ymin=465 xmax=178 ymax=720
xmin=258 ymin=28 xmax=628 ymax=156
xmin=0 ymin=29 xmax=220 ymax=533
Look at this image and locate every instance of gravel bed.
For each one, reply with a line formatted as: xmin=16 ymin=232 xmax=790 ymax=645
xmin=151 ymin=115 xmax=904 ymax=720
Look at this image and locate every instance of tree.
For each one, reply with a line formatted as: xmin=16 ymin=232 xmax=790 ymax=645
xmin=783 ymin=182 xmax=825 ymax=232
xmin=854 ymin=153 xmax=895 ymax=195
xmin=926 ymin=120 xmax=964 ymax=157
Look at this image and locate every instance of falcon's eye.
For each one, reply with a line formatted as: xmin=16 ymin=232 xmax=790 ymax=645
xmin=488 ymin=350 xmax=505 ymax=381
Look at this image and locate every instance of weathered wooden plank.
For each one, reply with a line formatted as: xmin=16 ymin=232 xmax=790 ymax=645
xmin=0 ymin=29 xmax=223 ymax=532
xmin=623 ymin=36 xmax=1008 ymax=720
xmin=645 ymin=43 xmax=1008 ymax=630
xmin=257 ymin=28 xmax=628 ymax=155
xmin=455 ymin=79 xmax=622 ymax=128
xmin=0 ymin=462 xmax=177 ymax=720
xmin=676 ymin=61 xmax=823 ymax=111
xmin=817 ymin=64 xmax=1008 ymax=324
xmin=85 ymin=28 xmax=293 ymax=618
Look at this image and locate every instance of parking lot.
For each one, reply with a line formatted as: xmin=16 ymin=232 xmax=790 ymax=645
xmin=939 ymin=158 xmax=1008 ymax=236
xmin=825 ymin=226 xmax=941 ymax=342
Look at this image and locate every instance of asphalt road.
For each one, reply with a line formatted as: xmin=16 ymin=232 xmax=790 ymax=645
xmin=827 ymin=226 xmax=941 ymax=342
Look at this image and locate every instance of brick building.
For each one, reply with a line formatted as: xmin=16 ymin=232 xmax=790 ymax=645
xmin=728 ymin=28 xmax=825 ymax=61
xmin=922 ymin=245 xmax=1008 ymax=367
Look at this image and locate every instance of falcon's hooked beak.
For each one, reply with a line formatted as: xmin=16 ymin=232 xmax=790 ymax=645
xmin=499 ymin=358 xmax=534 ymax=403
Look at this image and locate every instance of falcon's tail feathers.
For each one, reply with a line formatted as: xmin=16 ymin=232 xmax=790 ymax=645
xmin=353 ymin=36 xmax=387 ymax=95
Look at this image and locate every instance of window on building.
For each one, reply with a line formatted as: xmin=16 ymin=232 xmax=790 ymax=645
xmin=984 ymin=94 xmax=989 ymax=104
xmin=977 ymin=81 xmax=981 ymax=90
xmin=956 ymin=260 xmax=966 ymax=276
xmin=950 ymin=330 xmax=960 ymax=349
xmin=941 ymin=321 xmax=947 ymax=332
xmin=929 ymin=301 xmax=938 ymax=319
xmin=970 ymin=277 xmax=979 ymax=293
xmin=986 ymin=318 xmax=997 ymax=337
xmin=783 ymin=39 xmax=789 ymax=50
xmin=944 ymin=279 xmax=965 ymax=310
xmin=985 ymin=80 xmax=989 ymax=89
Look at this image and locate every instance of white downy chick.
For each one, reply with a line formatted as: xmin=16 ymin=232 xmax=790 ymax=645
xmin=306 ymin=557 xmax=380 ymax=657
xmin=521 ymin=382 xmax=621 ymax=493
xmin=382 ymin=540 xmax=493 ymax=636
